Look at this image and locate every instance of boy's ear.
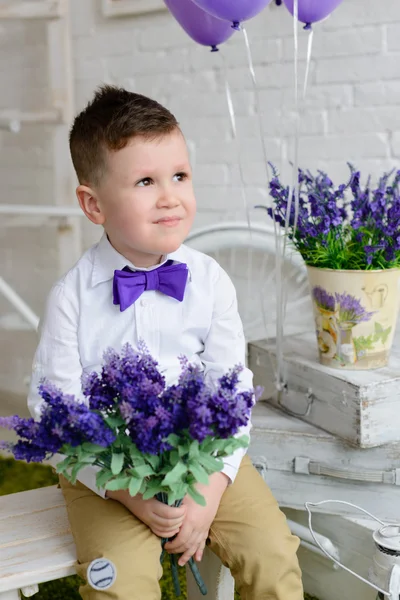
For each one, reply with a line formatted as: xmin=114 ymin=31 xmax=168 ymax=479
xmin=76 ymin=185 xmax=105 ymax=225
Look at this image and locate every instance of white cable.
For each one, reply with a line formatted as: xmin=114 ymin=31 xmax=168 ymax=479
xmin=305 ymin=500 xmax=393 ymax=598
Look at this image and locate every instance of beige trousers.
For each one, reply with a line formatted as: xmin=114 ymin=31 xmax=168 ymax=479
xmin=59 ymin=455 xmax=303 ymax=600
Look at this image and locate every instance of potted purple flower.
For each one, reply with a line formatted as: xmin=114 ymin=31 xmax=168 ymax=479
xmin=261 ymin=165 xmax=400 ymax=370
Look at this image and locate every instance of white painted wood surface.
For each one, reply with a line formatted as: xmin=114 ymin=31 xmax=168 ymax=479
xmin=249 ymin=333 xmax=400 ymax=447
xmin=248 ymin=403 xmax=400 ymax=522
xmin=0 ymin=486 xmax=76 ymax=594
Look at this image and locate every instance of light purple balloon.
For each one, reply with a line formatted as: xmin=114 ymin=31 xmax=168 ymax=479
xmin=164 ymin=0 xmax=235 ymax=50
xmin=282 ymin=0 xmax=343 ymax=27
xmin=191 ymin=0 xmax=273 ymax=29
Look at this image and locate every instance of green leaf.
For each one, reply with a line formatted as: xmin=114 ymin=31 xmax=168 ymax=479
xmin=132 ymin=464 xmax=154 ymax=478
xmin=166 ymin=482 xmax=187 ymax=505
xmin=96 ymin=469 xmax=113 ymax=489
xmin=105 ymin=476 xmax=131 ymax=491
xmin=168 ymin=450 xmax=180 ymax=467
xmin=198 ymin=453 xmax=223 ymax=473
xmin=166 ymin=433 xmax=180 ymax=448
xmin=189 ymin=440 xmax=200 ymax=460
xmin=188 ymin=485 xmax=206 ymax=507
xmin=111 ymin=452 xmax=125 ymax=476
xmin=235 ymin=435 xmax=250 ymax=448
xmin=70 ymin=461 xmax=85 ymax=484
xmin=142 ymin=480 xmax=163 ymax=500
xmin=128 ymin=444 xmax=144 ymax=460
xmin=81 ymin=442 xmax=105 ymax=454
xmin=178 ymin=444 xmax=188 ymax=458
xmin=105 ymin=415 xmax=125 ymax=429
xmin=55 ymin=456 xmax=73 ymax=474
xmin=78 ymin=454 xmax=98 ymax=464
xmin=61 ymin=444 xmax=79 ymax=457
xmin=188 ymin=461 xmax=209 ymax=485
xmin=145 ymin=453 xmax=160 ymax=471
xmin=128 ymin=477 xmax=143 ymax=497
xmin=161 ymin=460 xmax=188 ymax=487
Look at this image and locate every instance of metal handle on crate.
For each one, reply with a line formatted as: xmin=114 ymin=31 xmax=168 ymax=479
xmin=295 ymin=457 xmax=400 ymax=486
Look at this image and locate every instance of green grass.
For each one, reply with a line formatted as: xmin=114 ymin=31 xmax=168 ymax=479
xmin=0 ymin=457 xmax=318 ymax=599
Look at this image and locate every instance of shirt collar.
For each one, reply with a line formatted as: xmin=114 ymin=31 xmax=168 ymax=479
xmin=91 ymin=233 xmax=191 ymax=287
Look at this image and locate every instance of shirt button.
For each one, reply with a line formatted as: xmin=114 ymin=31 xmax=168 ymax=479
xmin=140 ymin=299 xmax=148 ymax=307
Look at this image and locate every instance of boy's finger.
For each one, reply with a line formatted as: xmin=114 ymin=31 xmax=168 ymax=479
xmin=154 ymin=503 xmax=186 ymax=519
xmin=178 ymin=546 xmax=197 ymax=567
xmin=195 ymin=541 xmax=206 ymax=562
xmin=151 ymin=513 xmax=185 ymax=528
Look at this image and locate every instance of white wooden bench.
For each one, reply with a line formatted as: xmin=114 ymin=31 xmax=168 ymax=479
xmin=0 ymin=485 xmax=234 ymax=600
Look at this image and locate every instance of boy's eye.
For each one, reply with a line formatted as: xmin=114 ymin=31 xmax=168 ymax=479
xmin=173 ymin=172 xmax=188 ymax=182
xmin=137 ymin=177 xmax=153 ymax=187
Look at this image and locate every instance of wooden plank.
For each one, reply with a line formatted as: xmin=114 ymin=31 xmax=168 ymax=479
xmin=0 ymin=533 xmax=76 ymax=593
xmin=0 ymin=506 xmax=70 ymax=548
xmin=0 ymin=486 xmax=64 ymax=520
xmin=0 ymin=1 xmax=62 ymax=20
xmin=249 ymin=334 xmax=400 ymax=447
xmin=0 ymin=486 xmax=76 ymax=593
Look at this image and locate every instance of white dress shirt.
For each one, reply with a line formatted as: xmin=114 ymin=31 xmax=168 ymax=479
xmin=28 ymin=233 xmax=253 ymax=498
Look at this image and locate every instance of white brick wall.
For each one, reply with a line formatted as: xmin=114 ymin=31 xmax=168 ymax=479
xmin=1 ymin=0 xmax=400 ymax=399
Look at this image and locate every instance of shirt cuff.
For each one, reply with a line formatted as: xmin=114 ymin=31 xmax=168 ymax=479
xmin=221 ymin=446 xmax=247 ymax=485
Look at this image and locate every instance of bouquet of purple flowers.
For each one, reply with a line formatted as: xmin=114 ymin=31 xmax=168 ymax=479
xmin=0 ymin=342 xmax=255 ymax=596
xmin=261 ymin=164 xmax=400 ymax=270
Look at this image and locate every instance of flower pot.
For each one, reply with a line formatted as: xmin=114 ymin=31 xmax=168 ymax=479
xmin=307 ymin=266 xmax=400 ymax=370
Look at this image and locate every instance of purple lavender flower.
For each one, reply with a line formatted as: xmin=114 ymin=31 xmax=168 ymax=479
xmin=1 ymin=343 xmax=254 ymax=465
xmin=335 ymin=292 xmax=375 ymax=324
xmin=312 ymin=286 xmax=336 ymax=312
xmin=0 ymin=381 xmax=116 ymax=463
xmin=258 ymin=164 xmax=400 ymax=270
xmin=83 ymin=343 xmax=165 ymax=412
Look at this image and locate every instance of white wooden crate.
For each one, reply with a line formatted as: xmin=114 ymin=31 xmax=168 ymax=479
xmin=248 ymin=333 xmax=400 ymax=448
xmin=248 ymin=403 xmax=400 ymax=523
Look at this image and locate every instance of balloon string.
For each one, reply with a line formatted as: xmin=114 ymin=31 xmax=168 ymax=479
xmin=303 ymin=28 xmax=314 ymax=98
xmin=278 ymin=3 xmax=317 ymax=409
xmin=242 ymin=26 xmax=285 ymax=388
xmin=219 ymin=52 xmax=251 ymax=230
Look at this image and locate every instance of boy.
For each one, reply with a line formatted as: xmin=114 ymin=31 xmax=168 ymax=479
xmin=27 ymin=85 xmax=303 ymax=600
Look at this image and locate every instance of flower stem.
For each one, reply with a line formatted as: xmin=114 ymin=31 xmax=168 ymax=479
xmin=170 ymin=553 xmax=181 ymax=596
xmin=188 ymin=557 xmax=208 ymax=596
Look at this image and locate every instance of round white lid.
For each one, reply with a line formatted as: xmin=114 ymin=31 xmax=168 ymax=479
xmin=373 ymin=525 xmax=400 ymax=552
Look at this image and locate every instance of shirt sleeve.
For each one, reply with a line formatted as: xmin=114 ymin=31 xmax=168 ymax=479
xmin=199 ymin=265 xmax=254 ymax=484
xmin=27 ymin=283 xmax=106 ymax=499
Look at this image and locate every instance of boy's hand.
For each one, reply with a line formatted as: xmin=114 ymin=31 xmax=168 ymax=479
xmin=164 ymin=472 xmax=229 ymax=567
xmin=106 ymin=489 xmax=186 ymax=538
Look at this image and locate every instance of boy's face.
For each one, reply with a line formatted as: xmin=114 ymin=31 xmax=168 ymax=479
xmin=88 ymin=129 xmax=196 ymax=267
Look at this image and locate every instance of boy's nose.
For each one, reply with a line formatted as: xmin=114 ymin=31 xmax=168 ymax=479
xmin=157 ymin=190 xmax=180 ymax=208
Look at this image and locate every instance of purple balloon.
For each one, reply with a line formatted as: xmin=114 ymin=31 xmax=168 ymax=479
xmin=191 ymin=0 xmax=273 ymax=29
xmin=282 ymin=0 xmax=343 ymax=27
xmin=164 ymin=0 xmax=235 ymax=50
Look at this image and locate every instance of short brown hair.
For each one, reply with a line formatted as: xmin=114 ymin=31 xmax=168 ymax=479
xmin=69 ymin=85 xmax=179 ymax=185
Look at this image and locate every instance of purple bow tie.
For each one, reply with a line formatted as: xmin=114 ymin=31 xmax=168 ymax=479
xmin=113 ymin=261 xmax=188 ymax=312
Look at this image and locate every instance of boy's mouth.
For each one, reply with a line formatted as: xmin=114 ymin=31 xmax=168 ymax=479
xmin=155 ymin=216 xmax=182 ymax=227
